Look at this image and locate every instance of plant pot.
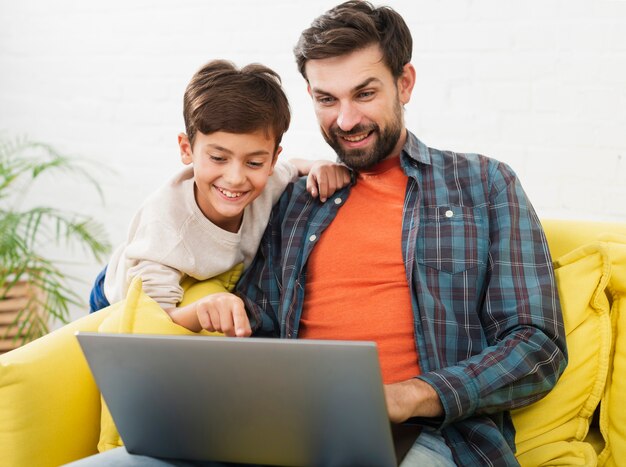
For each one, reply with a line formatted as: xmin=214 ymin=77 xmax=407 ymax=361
xmin=0 ymin=281 xmax=44 ymax=354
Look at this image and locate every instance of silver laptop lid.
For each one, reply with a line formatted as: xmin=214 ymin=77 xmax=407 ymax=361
xmin=76 ymin=332 xmax=399 ymax=467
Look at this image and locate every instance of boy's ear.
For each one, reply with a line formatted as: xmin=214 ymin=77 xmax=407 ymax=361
xmin=178 ymin=133 xmax=193 ymax=165
xmin=269 ymin=146 xmax=282 ymax=175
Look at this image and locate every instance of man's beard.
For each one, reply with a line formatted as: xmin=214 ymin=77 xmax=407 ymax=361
xmin=321 ymin=101 xmax=403 ymax=171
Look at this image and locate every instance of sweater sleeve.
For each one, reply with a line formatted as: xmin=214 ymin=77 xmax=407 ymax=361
xmin=267 ymin=160 xmax=299 ymax=202
xmin=112 ymin=220 xmax=189 ymax=308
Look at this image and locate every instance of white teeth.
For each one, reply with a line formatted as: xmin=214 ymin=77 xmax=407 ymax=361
xmin=217 ymin=187 xmax=244 ymax=198
xmin=343 ymin=133 xmax=368 ymax=142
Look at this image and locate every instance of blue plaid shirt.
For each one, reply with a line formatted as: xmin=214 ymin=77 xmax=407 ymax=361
xmin=236 ymin=131 xmax=567 ymax=466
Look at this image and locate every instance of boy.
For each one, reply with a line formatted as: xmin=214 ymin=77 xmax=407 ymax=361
xmin=89 ymin=59 xmax=350 ymax=336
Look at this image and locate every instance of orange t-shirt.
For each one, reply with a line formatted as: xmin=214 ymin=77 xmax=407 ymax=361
xmin=299 ymin=155 xmax=420 ymax=384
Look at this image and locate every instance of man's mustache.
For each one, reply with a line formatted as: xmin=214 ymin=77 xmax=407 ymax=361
xmin=331 ymin=124 xmax=378 ymax=138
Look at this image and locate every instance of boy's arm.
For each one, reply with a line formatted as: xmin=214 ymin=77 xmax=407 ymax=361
xmin=288 ymin=158 xmax=351 ymax=202
xmin=165 ymin=292 xmax=251 ymax=337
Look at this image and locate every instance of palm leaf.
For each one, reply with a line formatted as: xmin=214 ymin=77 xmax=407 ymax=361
xmin=0 ymin=134 xmax=112 ymax=343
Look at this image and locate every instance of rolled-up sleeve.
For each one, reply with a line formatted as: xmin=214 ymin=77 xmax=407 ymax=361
xmin=418 ymin=162 xmax=568 ymax=427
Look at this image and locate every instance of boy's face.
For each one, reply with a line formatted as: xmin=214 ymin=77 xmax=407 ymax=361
xmin=179 ymin=130 xmax=280 ymax=233
xmin=305 ymin=44 xmax=414 ymax=171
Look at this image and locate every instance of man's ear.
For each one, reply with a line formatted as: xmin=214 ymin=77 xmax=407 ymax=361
xmin=269 ymin=146 xmax=282 ymax=175
xmin=178 ymin=133 xmax=193 ymax=165
xmin=397 ymin=63 xmax=416 ymax=105
xmin=306 ymin=83 xmax=312 ymax=98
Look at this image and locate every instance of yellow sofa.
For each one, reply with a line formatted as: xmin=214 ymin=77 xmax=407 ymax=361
xmin=1 ymin=219 xmax=625 ymax=467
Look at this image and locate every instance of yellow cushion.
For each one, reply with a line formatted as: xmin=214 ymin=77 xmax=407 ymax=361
xmin=512 ymin=242 xmax=612 ymax=466
xmin=97 ymin=265 xmax=242 ymax=452
xmin=541 ymin=220 xmax=626 ymax=260
xmin=597 ymin=235 xmax=626 ymax=467
xmin=178 ymin=264 xmax=243 ymax=307
xmin=0 ymin=306 xmax=114 ymax=467
xmin=515 ymin=441 xmax=598 ymax=466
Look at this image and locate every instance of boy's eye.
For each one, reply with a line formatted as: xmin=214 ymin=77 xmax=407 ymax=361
xmin=209 ymin=155 xmax=226 ymax=163
xmin=247 ymin=161 xmax=265 ymax=169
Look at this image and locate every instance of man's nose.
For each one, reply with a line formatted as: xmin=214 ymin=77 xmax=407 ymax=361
xmin=336 ymin=102 xmax=362 ymax=132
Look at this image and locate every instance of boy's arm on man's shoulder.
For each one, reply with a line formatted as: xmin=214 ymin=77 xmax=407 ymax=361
xmin=287 ymin=158 xmax=351 ymax=201
xmin=287 ymin=158 xmax=326 ymax=177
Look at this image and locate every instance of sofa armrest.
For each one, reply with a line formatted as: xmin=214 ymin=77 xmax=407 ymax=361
xmin=0 ymin=308 xmax=112 ymax=467
xmin=541 ymin=219 xmax=626 ymax=259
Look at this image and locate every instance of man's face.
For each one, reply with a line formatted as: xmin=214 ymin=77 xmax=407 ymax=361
xmin=305 ymin=44 xmax=412 ymax=171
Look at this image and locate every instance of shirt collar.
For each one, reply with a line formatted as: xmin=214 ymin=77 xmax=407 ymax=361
xmin=401 ymin=130 xmax=431 ymax=165
xmin=398 ymin=130 xmax=431 ymax=180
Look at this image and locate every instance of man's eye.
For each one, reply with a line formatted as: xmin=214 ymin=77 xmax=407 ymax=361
xmin=358 ymin=91 xmax=375 ymax=99
xmin=317 ymin=96 xmax=336 ymax=105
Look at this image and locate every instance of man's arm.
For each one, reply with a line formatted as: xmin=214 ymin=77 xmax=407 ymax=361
xmin=396 ymin=162 xmax=567 ymax=427
xmin=435 ymin=164 xmax=565 ymax=426
xmin=234 ymin=184 xmax=296 ymax=337
xmin=384 ymin=379 xmax=443 ymax=423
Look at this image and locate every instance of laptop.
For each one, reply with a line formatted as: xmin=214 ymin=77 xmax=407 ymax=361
xmin=76 ymin=332 xmax=421 ymax=466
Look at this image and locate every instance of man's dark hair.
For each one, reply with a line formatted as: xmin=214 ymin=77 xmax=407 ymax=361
xmin=294 ymin=1 xmax=412 ymax=80
xmin=183 ymin=60 xmax=290 ymax=150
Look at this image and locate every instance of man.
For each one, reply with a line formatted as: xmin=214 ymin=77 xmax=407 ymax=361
xmin=236 ymin=1 xmax=567 ymax=465
xmin=67 ymin=2 xmax=566 ymax=466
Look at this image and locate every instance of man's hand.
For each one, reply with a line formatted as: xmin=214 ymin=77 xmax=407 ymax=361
xmin=166 ymin=292 xmax=252 ymax=337
xmin=306 ymin=160 xmax=351 ymax=202
xmin=384 ymin=378 xmax=444 ymax=423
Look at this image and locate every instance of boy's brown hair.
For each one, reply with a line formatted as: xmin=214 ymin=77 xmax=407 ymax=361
xmin=183 ymin=60 xmax=290 ymax=150
xmin=294 ymin=1 xmax=412 ymax=80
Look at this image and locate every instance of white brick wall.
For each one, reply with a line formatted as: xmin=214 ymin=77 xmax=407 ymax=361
xmin=1 ymin=0 xmax=625 ymax=323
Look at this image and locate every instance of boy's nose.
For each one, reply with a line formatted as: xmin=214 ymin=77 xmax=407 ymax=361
xmin=336 ymin=103 xmax=362 ymax=132
xmin=224 ymin=164 xmax=246 ymax=185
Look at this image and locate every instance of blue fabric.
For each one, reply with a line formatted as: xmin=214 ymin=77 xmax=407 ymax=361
xmin=63 ymin=448 xmax=255 ymax=466
xmin=63 ymin=431 xmax=454 ymax=466
xmin=236 ymin=131 xmax=568 ymax=466
xmin=89 ymin=265 xmax=110 ymax=313
xmin=401 ymin=428 xmax=456 ymax=466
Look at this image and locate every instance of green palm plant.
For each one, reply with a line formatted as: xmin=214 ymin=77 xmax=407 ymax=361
xmin=0 ymin=134 xmax=111 ymax=345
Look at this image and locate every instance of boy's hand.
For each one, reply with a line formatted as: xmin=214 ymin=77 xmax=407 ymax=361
xmin=306 ymin=160 xmax=351 ymax=202
xmin=195 ymin=292 xmax=252 ymax=337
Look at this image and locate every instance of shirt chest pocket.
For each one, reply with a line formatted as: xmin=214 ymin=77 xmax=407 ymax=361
xmin=417 ymin=205 xmax=487 ymax=274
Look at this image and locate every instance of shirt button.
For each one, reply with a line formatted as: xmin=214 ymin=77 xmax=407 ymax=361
xmin=334 ymin=197 xmax=342 ymax=205
xmin=445 ymin=209 xmax=454 ymax=218
xmin=309 ymin=234 xmax=317 ymax=242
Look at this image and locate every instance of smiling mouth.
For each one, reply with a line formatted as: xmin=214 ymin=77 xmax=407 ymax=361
xmin=343 ymin=133 xmax=369 ymax=142
xmin=216 ymin=186 xmax=246 ymax=199
xmin=337 ymin=128 xmax=375 ymax=144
